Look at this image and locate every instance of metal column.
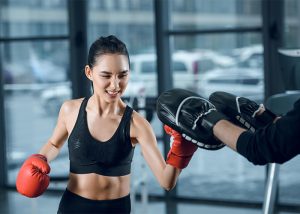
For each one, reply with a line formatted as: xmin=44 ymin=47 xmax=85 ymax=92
xmin=262 ymin=0 xmax=285 ymax=98
xmin=154 ymin=0 xmax=177 ymax=213
xmin=262 ymin=163 xmax=279 ymax=214
xmin=0 ymin=45 xmax=7 ymax=188
xmin=68 ymin=0 xmax=90 ymax=98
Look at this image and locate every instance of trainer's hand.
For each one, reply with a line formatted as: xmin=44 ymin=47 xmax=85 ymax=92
xmin=16 ymin=154 xmax=50 ymax=198
xmin=209 ymin=91 xmax=277 ymax=132
xmin=165 ymin=125 xmax=198 ymax=169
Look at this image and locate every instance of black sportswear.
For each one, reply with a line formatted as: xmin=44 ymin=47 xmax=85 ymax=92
xmin=57 ymin=189 xmax=131 ymax=214
xmin=68 ymin=97 xmax=135 ymax=176
xmin=237 ymin=98 xmax=300 ymax=165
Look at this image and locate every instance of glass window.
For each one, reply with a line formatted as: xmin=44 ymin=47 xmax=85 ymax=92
xmin=173 ymin=61 xmax=188 ymax=72
xmin=141 ymin=61 xmax=155 ymax=73
xmin=2 ymin=41 xmax=71 ymax=186
xmin=279 ymin=156 xmax=300 ymax=205
xmin=171 ymin=33 xmax=265 ymax=201
xmin=172 ymin=33 xmax=264 ymax=103
xmin=170 ymin=0 xmax=262 ymax=30
xmin=88 ymin=1 xmax=154 ymax=56
xmin=283 ymin=0 xmax=300 ymax=48
xmin=197 ymin=59 xmax=216 ymax=73
xmin=0 ymin=0 xmax=68 ymax=37
xmin=178 ymin=146 xmax=266 ymax=203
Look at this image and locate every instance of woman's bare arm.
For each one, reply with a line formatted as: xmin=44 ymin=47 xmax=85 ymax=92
xmin=132 ymin=112 xmax=181 ymax=191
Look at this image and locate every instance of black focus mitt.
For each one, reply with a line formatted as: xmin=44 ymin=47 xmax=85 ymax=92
xmin=209 ymin=91 xmax=277 ymax=132
xmin=157 ymin=88 xmax=227 ymax=150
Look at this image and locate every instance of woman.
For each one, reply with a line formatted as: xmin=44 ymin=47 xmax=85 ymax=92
xmin=16 ymin=35 xmax=197 ymax=214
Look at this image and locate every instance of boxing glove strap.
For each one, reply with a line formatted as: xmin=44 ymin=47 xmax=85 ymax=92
xmin=31 ymin=154 xmax=48 ymax=162
xmin=167 ymin=152 xmax=192 ymax=169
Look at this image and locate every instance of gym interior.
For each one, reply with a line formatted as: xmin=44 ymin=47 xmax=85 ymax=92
xmin=0 ymin=0 xmax=300 ymax=213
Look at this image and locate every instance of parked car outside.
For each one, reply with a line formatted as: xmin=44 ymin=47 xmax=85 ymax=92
xmin=231 ymin=44 xmax=263 ymax=69
xmin=129 ymin=50 xmax=233 ymax=97
xmin=3 ymin=62 xmax=35 ymax=84
xmin=197 ymin=67 xmax=264 ymax=103
xmin=30 ymin=53 xmax=67 ymax=83
xmin=39 ymin=83 xmax=72 ymax=115
xmin=130 ymin=51 xmax=196 ymax=97
xmin=196 ymin=44 xmax=264 ymax=103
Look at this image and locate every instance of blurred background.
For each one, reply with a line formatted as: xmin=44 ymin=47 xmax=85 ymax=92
xmin=0 ymin=0 xmax=300 ymax=213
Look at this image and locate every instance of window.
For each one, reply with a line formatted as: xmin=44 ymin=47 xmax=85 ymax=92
xmin=197 ymin=59 xmax=215 ymax=73
xmin=1 ymin=0 xmax=70 ymax=187
xmin=173 ymin=61 xmax=187 ymax=72
xmin=169 ymin=0 xmax=266 ymax=205
xmin=141 ymin=61 xmax=155 ymax=73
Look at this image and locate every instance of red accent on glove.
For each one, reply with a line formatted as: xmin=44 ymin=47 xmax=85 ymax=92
xmin=16 ymin=154 xmax=50 ymax=198
xmin=164 ymin=125 xmax=198 ymax=169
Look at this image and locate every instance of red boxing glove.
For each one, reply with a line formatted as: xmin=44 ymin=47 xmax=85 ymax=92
xmin=16 ymin=154 xmax=50 ymax=198
xmin=165 ymin=125 xmax=198 ymax=169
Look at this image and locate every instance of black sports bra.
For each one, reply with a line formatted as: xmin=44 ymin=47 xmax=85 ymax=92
xmin=68 ymin=97 xmax=135 ymax=176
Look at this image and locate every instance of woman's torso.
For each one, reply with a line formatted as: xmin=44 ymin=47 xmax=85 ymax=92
xmin=64 ymin=97 xmax=137 ymax=200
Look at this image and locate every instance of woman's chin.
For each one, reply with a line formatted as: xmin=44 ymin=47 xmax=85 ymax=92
xmin=105 ymin=91 xmax=121 ymax=101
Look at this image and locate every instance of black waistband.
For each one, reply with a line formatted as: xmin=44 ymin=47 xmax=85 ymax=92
xmin=58 ymin=189 xmax=131 ymax=213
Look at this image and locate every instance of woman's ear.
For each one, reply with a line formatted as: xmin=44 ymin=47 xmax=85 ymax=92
xmin=85 ymin=65 xmax=93 ymax=80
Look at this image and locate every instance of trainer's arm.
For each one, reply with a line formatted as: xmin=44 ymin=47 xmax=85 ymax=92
xmin=213 ymin=98 xmax=300 ymax=164
xmin=213 ymin=120 xmax=246 ymax=151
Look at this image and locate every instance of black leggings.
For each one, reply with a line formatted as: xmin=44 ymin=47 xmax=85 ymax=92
xmin=57 ymin=189 xmax=131 ymax=214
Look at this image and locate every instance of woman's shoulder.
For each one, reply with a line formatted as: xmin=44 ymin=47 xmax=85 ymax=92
xmin=131 ymin=110 xmax=153 ymax=131
xmin=61 ymin=98 xmax=85 ymax=115
xmin=130 ymin=109 xmax=157 ymax=144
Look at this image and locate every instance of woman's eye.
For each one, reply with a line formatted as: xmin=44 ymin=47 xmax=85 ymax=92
xmin=101 ymin=75 xmax=110 ymax=78
xmin=119 ymin=74 xmax=128 ymax=78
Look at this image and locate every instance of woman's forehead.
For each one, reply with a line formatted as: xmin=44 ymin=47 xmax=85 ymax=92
xmin=96 ymin=54 xmax=128 ymax=63
xmin=94 ymin=54 xmax=129 ymax=69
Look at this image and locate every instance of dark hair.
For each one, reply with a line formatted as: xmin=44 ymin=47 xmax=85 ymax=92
xmin=87 ymin=35 xmax=130 ymax=68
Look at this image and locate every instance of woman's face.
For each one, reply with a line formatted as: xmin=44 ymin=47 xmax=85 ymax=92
xmin=86 ymin=54 xmax=130 ymax=102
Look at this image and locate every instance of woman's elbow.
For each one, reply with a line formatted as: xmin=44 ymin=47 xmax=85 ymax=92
xmin=162 ymin=185 xmax=173 ymax=191
xmin=161 ymin=181 xmax=176 ymax=191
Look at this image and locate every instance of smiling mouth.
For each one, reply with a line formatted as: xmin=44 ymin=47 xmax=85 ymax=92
xmin=106 ymin=90 xmax=119 ymax=96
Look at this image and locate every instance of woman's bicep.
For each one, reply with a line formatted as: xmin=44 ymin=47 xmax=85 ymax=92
xmin=136 ymin=121 xmax=166 ymax=177
xmin=39 ymin=103 xmax=70 ymax=161
xmin=47 ymin=102 xmax=69 ymax=149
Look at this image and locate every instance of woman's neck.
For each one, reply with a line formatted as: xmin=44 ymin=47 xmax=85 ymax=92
xmin=88 ymin=95 xmax=123 ymax=116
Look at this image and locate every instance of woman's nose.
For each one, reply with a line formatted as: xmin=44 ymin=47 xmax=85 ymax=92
xmin=110 ymin=77 xmax=119 ymax=89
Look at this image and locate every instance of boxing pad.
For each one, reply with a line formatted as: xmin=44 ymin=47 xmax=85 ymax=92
xmin=157 ymin=88 xmax=226 ymax=150
xmin=16 ymin=154 xmax=50 ymax=198
xmin=209 ymin=91 xmax=277 ymax=132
